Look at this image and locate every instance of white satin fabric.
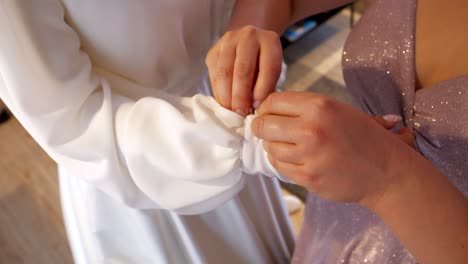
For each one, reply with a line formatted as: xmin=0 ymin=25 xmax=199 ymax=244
xmin=0 ymin=0 xmax=294 ymax=263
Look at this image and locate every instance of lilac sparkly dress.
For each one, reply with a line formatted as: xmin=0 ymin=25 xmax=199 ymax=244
xmin=293 ymin=0 xmax=468 ymax=263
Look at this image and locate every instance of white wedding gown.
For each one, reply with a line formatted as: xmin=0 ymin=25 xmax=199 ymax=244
xmin=0 ymin=0 xmax=295 ymax=263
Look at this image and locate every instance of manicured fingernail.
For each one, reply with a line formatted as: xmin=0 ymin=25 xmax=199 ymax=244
xmin=382 ymin=114 xmax=402 ymax=123
xmin=253 ymin=100 xmax=261 ymax=109
xmin=235 ymin=109 xmax=246 ymax=116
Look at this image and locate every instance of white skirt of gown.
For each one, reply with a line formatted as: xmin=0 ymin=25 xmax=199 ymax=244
xmin=59 ymin=166 xmax=295 ymax=264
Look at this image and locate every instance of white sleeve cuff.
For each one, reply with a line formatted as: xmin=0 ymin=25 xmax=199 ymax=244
xmin=241 ymin=114 xmax=294 ymax=183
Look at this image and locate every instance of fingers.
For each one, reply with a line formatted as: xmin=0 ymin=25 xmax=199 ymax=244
xmin=206 ymin=26 xmax=284 ymax=114
xmin=206 ymin=45 xmax=220 ymax=100
xmin=397 ymin=127 xmax=414 ymax=147
xmin=264 ymin=141 xmax=302 ymax=164
xmin=252 ymin=32 xmax=283 ymax=108
xmin=371 ymin=114 xmax=413 ymax=146
xmin=213 ymin=34 xmax=237 ymax=109
xmin=372 ymin=114 xmax=403 ymax=130
xmin=232 ymin=31 xmax=259 ymax=116
xmin=267 ymin=154 xmax=304 ymax=183
xmin=251 ymin=114 xmax=302 ymax=143
xmin=256 ymin=92 xmax=319 ymax=117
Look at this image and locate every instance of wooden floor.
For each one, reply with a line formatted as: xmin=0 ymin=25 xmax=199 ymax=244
xmin=0 ymin=9 xmax=353 ymax=264
xmin=0 ymin=118 xmax=73 ymax=263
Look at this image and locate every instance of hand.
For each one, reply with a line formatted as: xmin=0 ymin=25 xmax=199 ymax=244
xmin=371 ymin=115 xmax=414 ymax=147
xmin=251 ymin=92 xmax=413 ymax=205
xmin=206 ymin=25 xmax=283 ymax=116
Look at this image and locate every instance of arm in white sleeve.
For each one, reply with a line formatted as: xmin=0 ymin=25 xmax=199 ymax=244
xmin=0 ymin=0 xmax=287 ymax=214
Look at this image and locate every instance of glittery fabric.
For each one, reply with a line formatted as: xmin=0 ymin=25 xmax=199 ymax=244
xmin=292 ymin=0 xmax=467 ymax=263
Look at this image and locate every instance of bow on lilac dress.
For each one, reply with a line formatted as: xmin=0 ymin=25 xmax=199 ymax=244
xmin=293 ymin=0 xmax=468 ymax=263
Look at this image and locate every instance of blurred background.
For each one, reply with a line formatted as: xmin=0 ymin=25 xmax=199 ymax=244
xmin=0 ymin=1 xmax=371 ymax=263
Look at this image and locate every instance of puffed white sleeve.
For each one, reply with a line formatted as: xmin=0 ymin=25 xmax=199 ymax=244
xmin=0 ymin=0 xmax=289 ymax=214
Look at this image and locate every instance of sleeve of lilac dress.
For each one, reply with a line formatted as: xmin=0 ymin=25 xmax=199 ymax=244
xmin=0 ymin=0 xmax=287 ymax=215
